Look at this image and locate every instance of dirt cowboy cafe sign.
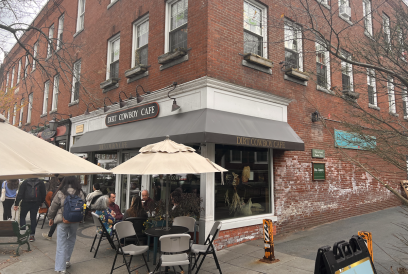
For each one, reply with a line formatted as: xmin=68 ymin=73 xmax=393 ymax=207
xmin=105 ymin=102 xmax=159 ymax=127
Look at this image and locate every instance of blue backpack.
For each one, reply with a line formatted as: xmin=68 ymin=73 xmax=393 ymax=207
xmin=63 ymin=194 xmax=84 ymax=223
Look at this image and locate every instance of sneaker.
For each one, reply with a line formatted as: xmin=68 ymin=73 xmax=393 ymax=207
xmin=29 ymin=235 xmax=35 ymax=242
xmin=66 ymin=262 xmax=71 ymax=269
xmin=57 ymin=271 xmax=66 ymax=273
xmin=42 ymin=233 xmax=52 ymax=241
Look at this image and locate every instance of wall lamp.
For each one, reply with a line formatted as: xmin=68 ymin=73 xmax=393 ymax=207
xmin=167 ymin=82 xmax=179 ymax=111
xmin=135 ymin=85 xmax=148 ymax=104
xmin=118 ymin=91 xmax=129 ymax=108
xmin=311 ymin=111 xmax=320 ymax=122
xmin=84 ymin=103 xmax=97 ymax=115
xmin=103 ymin=97 xmax=117 ymax=112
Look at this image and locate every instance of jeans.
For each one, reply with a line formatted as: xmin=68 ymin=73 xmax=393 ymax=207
xmin=55 ymin=222 xmax=79 ymax=272
xmin=48 ymin=223 xmax=57 ymax=237
xmin=20 ymin=204 xmax=39 ymax=236
xmin=2 ymin=199 xmax=15 ymax=220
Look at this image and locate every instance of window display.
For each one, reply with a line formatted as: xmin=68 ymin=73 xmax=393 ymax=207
xmin=214 ymin=145 xmax=270 ymax=221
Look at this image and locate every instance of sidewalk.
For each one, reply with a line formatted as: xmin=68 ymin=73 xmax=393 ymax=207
xmin=0 ymin=206 xmax=407 ymax=274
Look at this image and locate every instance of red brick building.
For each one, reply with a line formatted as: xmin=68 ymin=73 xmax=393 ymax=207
xmin=1 ymin=0 xmax=406 ymax=248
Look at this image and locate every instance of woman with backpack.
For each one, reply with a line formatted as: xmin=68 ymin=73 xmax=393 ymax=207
xmin=41 ymin=177 xmax=61 ymax=240
xmin=48 ymin=176 xmax=85 ymax=274
xmin=2 ymin=179 xmax=19 ymax=220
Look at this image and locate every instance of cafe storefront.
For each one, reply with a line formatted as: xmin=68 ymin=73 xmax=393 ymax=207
xmin=69 ymin=77 xmax=304 ymax=246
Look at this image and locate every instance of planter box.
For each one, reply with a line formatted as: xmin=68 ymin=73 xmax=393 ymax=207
xmin=285 ymin=68 xmax=310 ymax=81
xmin=100 ymin=78 xmax=119 ymax=89
xmin=124 ymin=65 xmax=148 ymax=78
xmin=243 ymin=53 xmax=273 ymax=68
xmin=158 ymin=48 xmax=188 ymax=65
xmin=343 ymin=90 xmax=360 ymax=100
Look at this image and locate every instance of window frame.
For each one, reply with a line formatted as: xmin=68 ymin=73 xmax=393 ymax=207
xmin=388 ymin=78 xmax=396 ymax=114
xmin=57 ymin=14 xmax=64 ymax=51
xmin=52 ymin=74 xmax=59 ymax=111
xmin=71 ymin=60 xmax=81 ymax=103
xmin=367 ymin=69 xmax=377 ymax=106
xmin=403 ymin=87 xmax=408 ymax=118
xmin=18 ymin=99 xmax=24 ymax=127
xmin=27 ymin=93 xmax=33 ymax=124
xmin=164 ymin=0 xmax=188 ymax=53
xmin=284 ymin=20 xmax=303 ymax=71
xmin=32 ymin=42 xmax=38 ymax=71
xmin=47 ymin=24 xmax=54 ymax=58
xmin=12 ymin=103 xmax=17 ymax=125
xmin=11 ymin=66 xmax=15 ymax=87
xmin=230 ymin=150 xmax=243 ymax=163
xmin=24 ymin=55 xmax=29 ymax=78
xmin=6 ymin=72 xmax=9 ymax=87
xmin=106 ymin=34 xmax=120 ymax=80
xmin=42 ymin=81 xmax=50 ymax=115
xmin=363 ymin=0 xmax=373 ymax=36
xmin=338 ymin=0 xmax=351 ymax=20
xmin=17 ymin=59 xmax=21 ymax=84
xmin=315 ymin=40 xmax=331 ymax=90
xmin=341 ymin=51 xmax=354 ymax=92
xmin=132 ymin=14 xmax=149 ymax=68
xmin=243 ymin=0 xmax=268 ymax=58
xmin=383 ymin=13 xmax=391 ymax=48
xmin=76 ymin=0 xmax=86 ymax=33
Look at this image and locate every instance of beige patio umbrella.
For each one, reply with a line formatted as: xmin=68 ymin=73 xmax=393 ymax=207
xmin=111 ymin=136 xmax=227 ymax=230
xmin=0 ymin=114 xmax=111 ymax=180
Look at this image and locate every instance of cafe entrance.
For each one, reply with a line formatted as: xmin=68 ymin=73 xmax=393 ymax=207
xmin=119 ymin=150 xmax=142 ymax=211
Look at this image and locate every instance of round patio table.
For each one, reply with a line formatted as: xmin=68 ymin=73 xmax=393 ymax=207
xmin=145 ymin=226 xmax=189 ymax=266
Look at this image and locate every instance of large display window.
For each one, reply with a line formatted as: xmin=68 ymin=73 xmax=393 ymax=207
xmin=93 ymin=153 xmax=118 ymax=195
xmin=214 ymin=145 xmax=270 ymax=221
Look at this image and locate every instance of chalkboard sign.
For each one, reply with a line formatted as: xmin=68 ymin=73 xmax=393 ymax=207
xmin=312 ymin=162 xmax=325 ymax=180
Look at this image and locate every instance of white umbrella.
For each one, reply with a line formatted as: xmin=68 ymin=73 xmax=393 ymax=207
xmin=111 ymin=136 xmax=227 ymax=230
xmin=0 ymin=114 xmax=111 ymax=180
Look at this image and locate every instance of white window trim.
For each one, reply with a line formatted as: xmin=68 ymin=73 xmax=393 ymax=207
xmin=341 ymin=51 xmax=354 ymax=91
xmin=24 ymin=56 xmax=29 ymax=78
xmin=403 ymin=87 xmax=408 ymax=119
xmin=12 ymin=104 xmax=16 ymax=125
xmin=27 ymin=93 xmax=33 ymax=124
xmin=383 ymin=13 xmax=391 ymax=46
xmin=47 ymin=24 xmax=54 ymax=59
xmin=43 ymin=81 xmax=50 ymax=115
xmin=366 ymin=69 xmax=377 ymax=106
xmin=316 ymin=40 xmax=331 ymax=90
xmin=363 ymin=0 xmax=373 ymax=36
xmin=18 ymin=100 xmax=24 ymax=127
xmin=11 ymin=67 xmax=15 ymax=86
xmin=32 ymin=42 xmax=38 ymax=71
xmin=71 ymin=60 xmax=81 ymax=103
xmin=17 ymin=60 xmax=21 ymax=84
xmin=230 ymin=150 xmax=243 ymax=163
xmin=284 ymin=20 xmax=304 ymax=71
xmin=57 ymin=14 xmax=64 ymax=51
xmin=52 ymin=75 xmax=59 ymax=111
xmin=6 ymin=72 xmax=9 ymax=87
xmin=106 ymin=33 xmax=120 ymax=80
xmin=76 ymin=0 xmax=86 ymax=33
xmin=243 ymin=0 xmax=268 ymax=58
xmin=131 ymin=14 xmax=149 ymax=68
xmin=164 ymin=0 xmax=187 ymax=54
xmin=388 ymin=78 xmax=396 ymax=113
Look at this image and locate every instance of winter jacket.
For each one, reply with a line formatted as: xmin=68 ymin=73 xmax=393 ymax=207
xmin=48 ymin=186 xmax=86 ymax=224
xmin=39 ymin=191 xmax=53 ymax=214
xmin=86 ymin=189 xmax=103 ymax=207
xmin=14 ymin=178 xmax=46 ymax=207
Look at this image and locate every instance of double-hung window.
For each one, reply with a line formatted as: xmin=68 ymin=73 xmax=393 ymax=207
xmin=339 ymin=0 xmax=351 ymax=20
xmin=316 ymin=41 xmax=330 ymax=89
xmin=11 ymin=66 xmax=15 ymax=86
xmin=6 ymin=72 xmax=9 ymax=88
xmin=383 ymin=13 xmax=391 ymax=48
xmin=32 ymin=42 xmax=38 ymax=71
xmin=17 ymin=60 xmax=21 ymax=84
xmin=388 ymin=78 xmax=396 ymax=113
xmin=363 ymin=0 xmax=373 ymax=36
xmin=52 ymin=75 xmax=59 ymax=111
xmin=132 ymin=16 xmax=149 ymax=67
xmin=403 ymin=87 xmax=408 ymax=118
xmin=71 ymin=60 xmax=81 ymax=102
xmin=27 ymin=93 xmax=33 ymax=124
xmin=76 ymin=0 xmax=85 ymax=32
xmin=18 ymin=99 xmax=24 ymax=127
xmin=24 ymin=56 xmax=29 ymax=78
xmin=107 ymin=35 xmax=120 ymax=79
xmin=47 ymin=24 xmax=54 ymax=58
xmin=367 ymin=69 xmax=377 ymax=106
xmin=57 ymin=14 xmax=64 ymax=51
xmin=243 ymin=1 xmax=267 ymax=57
xmin=341 ymin=51 xmax=353 ymax=92
xmin=12 ymin=103 xmax=16 ymax=125
xmin=167 ymin=0 xmax=188 ymax=52
xmin=284 ymin=21 xmax=303 ymax=71
xmin=43 ymin=81 xmax=50 ymax=115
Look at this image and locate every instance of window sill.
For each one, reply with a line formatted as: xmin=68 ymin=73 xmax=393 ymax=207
xmin=103 ymin=83 xmax=120 ymax=93
xmin=100 ymin=78 xmax=119 ymax=90
xmin=317 ymin=85 xmax=334 ymax=94
xmin=390 ymin=112 xmax=399 ymax=117
xmin=217 ymin=213 xmax=278 ymax=231
xmin=125 ymin=65 xmax=148 ymax=78
xmin=127 ymin=71 xmax=149 ymax=84
xmin=404 ymin=116 xmax=408 ymax=120
xmin=107 ymin=0 xmax=119 ymax=9
xmin=50 ymin=109 xmax=58 ymax=114
xmin=368 ymin=104 xmax=380 ymax=110
xmin=284 ymin=74 xmax=308 ymax=86
xmin=24 ymin=123 xmax=30 ymax=126
xmin=339 ymin=14 xmax=353 ymax=25
xmin=45 ymin=55 xmax=52 ymax=61
xmin=73 ymin=29 xmax=84 ymax=38
xmin=40 ymin=113 xmax=47 ymax=118
xmin=364 ymin=31 xmax=374 ymax=40
xmin=160 ymin=54 xmax=189 ymax=71
xmin=242 ymin=60 xmax=272 ymax=74
xmin=318 ymin=2 xmax=331 ymax=9
xmin=68 ymin=100 xmax=79 ymax=107
xmin=31 ymin=68 xmax=36 ymax=73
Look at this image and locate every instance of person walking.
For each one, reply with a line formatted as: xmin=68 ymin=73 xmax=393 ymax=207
xmin=2 ymin=179 xmax=19 ymax=220
xmin=48 ymin=176 xmax=85 ymax=273
xmin=41 ymin=177 xmax=61 ymax=240
xmin=14 ymin=178 xmax=46 ymax=242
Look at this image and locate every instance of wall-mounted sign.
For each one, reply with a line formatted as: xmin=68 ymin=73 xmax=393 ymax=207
xmin=76 ymin=124 xmax=84 ymax=134
xmin=312 ymin=162 xmax=325 ymax=180
xmin=312 ymin=149 xmax=325 ymax=158
xmin=334 ymin=129 xmax=376 ymax=150
xmin=105 ymin=102 xmax=159 ymax=127
xmin=42 ymin=128 xmax=57 ymax=140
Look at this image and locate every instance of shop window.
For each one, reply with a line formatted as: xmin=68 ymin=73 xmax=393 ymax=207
xmin=93 ymin=153 xmax=118 ymax=195
xmin=214 ymin=145 xmax=271 ymax=221
xmin=119 ymin=152 xmax=143 ymax=211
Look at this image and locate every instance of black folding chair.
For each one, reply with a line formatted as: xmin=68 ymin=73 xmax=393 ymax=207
xmin=124 ymin=217 xmax=148 ymax=245
xmin=36 ymin=203 xmax=49 ymax=229
xmin=90 ymin=212 xmax=117 ymax=258
xmin=191 ymin=221 xmax=223 ymax=274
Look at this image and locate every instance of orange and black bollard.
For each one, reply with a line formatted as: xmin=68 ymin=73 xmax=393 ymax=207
xmin=259 ymin=219 xmax=280 ymax=264
xmin=358 ymin=231 xmax=373 ymax=262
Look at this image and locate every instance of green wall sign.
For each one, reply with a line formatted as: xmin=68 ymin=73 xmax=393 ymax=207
xmin=312 ymin=149 xmax=325 ymax=158
xmin=312 ymin=162 xmax=326 ymax=180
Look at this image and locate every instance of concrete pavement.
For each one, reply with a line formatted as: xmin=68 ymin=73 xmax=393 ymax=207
xmin=0 ymin=206 xmax=407 ymax=274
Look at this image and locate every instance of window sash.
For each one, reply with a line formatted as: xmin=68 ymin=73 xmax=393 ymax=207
xmin=77 ymin=0 xmax=85 ymax=32
xmin=244 ymin=30 xmax=263 ymax=56
xmin=169 ymin=24 xmax=188 ymax=51
xmin=57 ymin=15 xmax=64 ymax=50
xmin=24 ymin=56 xmax=29 ymax=78
xmin=18 ymin=100 xmax=24 ymax=127
xmin=243 ymin=2 xmax=262 ymax=36
xmin=316 ymin=42 xmax=330 ymax=88
xmin=135 ymin=45 xmax=148 ymax=66
xmin=27 ymin=94 xmax=33 ymax=124
xmin=33 ymin=43 xmax=38 ymax=70
xmin=47 ymin=25 xmax=54 ymax=58
xmin=285 ymin=48 xmax=299 ymax=69
xmin=383 ymin=14 xmax=391 ymax=45
xmin=110 ymin=60 xmax=119 ymax=79
xmin=43 ymin=81 xmax=49 ymax=114
xmin=6 ymin=72 xmax=9 ymax=87
xmin=52 ymin=75 xmax=59 ymax=110
xmin=71 ymin=61 xmax=81 ymax=102
xmin=317 ymin=63 xmax=327 ymax=88
xmin=170 ymin=0 xmax=188 ymax=31
xmin=11 ymin=67 xmax=15 ymax=86
xmin=363 ymin=0 xmax=373 ymax=35
xmin=367 ymin=69 xmax=377 ymax=106
xmin=284 ymin=23 xmax=303 ymax=71
xmin=17 ymin=60 xmax=21 ymax=83
xmin=388 ymin=79 xmax=396 ymax=113
xmin=13 ymin=104 xmax=16 ymax=125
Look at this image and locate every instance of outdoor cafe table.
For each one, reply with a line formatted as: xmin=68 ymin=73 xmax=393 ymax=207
xmin=145 ymin=225 xmax=189 ymax=265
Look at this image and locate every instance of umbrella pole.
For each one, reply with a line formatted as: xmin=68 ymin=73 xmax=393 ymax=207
xmin=165 ymin=174 xmax=170 ymax=231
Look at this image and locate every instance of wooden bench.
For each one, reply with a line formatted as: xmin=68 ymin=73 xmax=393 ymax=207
xmin=0 ymin=221 xmax=31 ymax=256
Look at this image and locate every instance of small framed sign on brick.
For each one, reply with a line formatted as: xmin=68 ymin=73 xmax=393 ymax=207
xmin=312 ymin=162 xmax=326 ymax=181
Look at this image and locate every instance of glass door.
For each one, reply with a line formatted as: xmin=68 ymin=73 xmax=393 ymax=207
xmin=120 ymin=151 xmax=142 ymax=211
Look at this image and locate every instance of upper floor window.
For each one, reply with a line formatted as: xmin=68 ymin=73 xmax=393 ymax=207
xmin=167 ymin=0 xmax=188 ymax=52
xmin=76 ymin=0 xmax=86 ymax=32
xmin=403 ymin=87 xmax=408 ymax=118
xmin=52 ymin=74 xmax=59 ymax=111
xmin=339 ymin=0 xmax=351 ymax=20
xmin=32 ymin=42 xmax=38 ymax=71
xmin=71 ymin=60 xmax=81 ymax=102
xmin=12 ymin=103 xmax=16 ymax=125
xmin=367 ymin=69 xmax=377 ymax=106
xmin=363 ymin=0 xmax=373 ymax=36
xmin=316 ymin=41 xmax=330 ymax=89
xmin=284 ymin=21 xmax=303 ymax=71
xmin=243 ymin=1 xmax=267 ymax=58
xmin=57 ymin=14 xmax=64 ymax=51
xmin=107 ymin=34 xmax=120 ymax=79
xmin=387 ymin=78 xmax=396 ymax=113
xmin=24 ymin=55 xmax=29 ymax=78
xmin=6 ymin=72 xmax=9 ymax=87
xmin=27 ymin=93 xmax=33 ymax=124
xmin=17 ymin=59 xmax=21 ymax=84
xmin=11 ymin=66 xmax=15 ymax=86
xmin=132 ymin=16 xmax=149 ymax=67
xmin=341 ymin=51 xmax=353 ymax=92
xmin=18 ymin=99 xmax=24 ymax=127
xmin=47 ymin=24 xmax=54 ymax=58
xmin=383 ymin=13 xmax=391 ymax=47
xmin=43 ymin=81 xmax=50 ymax=115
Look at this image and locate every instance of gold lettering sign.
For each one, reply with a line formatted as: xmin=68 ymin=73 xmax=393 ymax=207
xmin=236 ymin=136 xmax=286 ymax=149
xmin=98 ymin=142 xmax=128 ymax=151
xmin=75 ymin=124 xmax=84 ymax=134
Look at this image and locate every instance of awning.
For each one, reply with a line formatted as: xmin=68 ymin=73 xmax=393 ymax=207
xmin=70 ymin=109 xmax=304 ymax=153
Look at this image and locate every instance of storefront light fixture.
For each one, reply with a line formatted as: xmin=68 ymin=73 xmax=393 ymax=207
xmin=48 ymin=113 xmax=71 ymax=131
xmin=167 ymin=82 xmax=180 ymax=112
xmin=311 ymin=111 xmax=320 ymax=122
xmin=135 ymin=85 xmax=149 ymax=104
xmin=84 ymin=103 xmax=97 ymax=115
xmin=118 ymin=91 xmax=129 ymax=108
xmin=103 ymin=97 xmax=116 ymax=112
